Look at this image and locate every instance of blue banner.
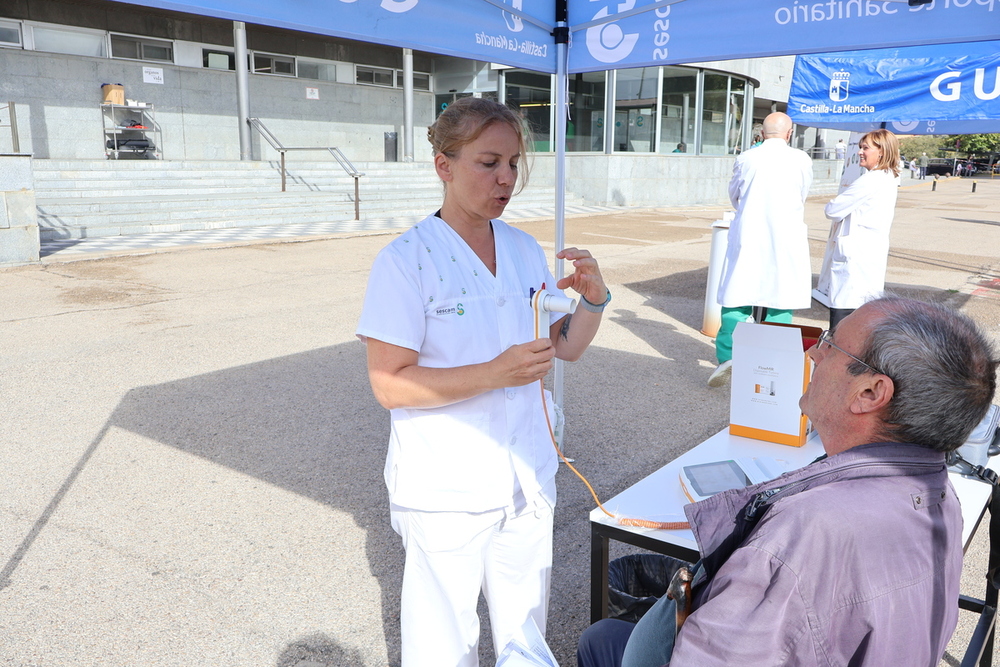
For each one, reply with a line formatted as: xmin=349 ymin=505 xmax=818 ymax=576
xmin=788 ymin=40 xmax=1000 ymax=135
xmin=109 ymin=0 xmax=558 ymax=72
xmin=107 ymin=0 xmax=1000 ymax=75
xmin=566 ymin=0 xmax=1000 ymax=73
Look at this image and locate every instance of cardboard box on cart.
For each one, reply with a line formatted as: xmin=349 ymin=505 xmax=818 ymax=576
xmin=101 ymin=84 xmax=125 ymax=105
xmin=730 ymin=321 xmax=822 ymax=447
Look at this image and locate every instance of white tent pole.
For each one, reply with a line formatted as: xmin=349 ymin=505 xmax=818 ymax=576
xmin=553 ymin=4 xmax=569 ymax=446
xmin=403 ymin=48 xmax=414 ymax=162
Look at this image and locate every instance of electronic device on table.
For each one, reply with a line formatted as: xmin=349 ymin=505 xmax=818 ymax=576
xmin=680 ymin=457 xmax=794 ymax=503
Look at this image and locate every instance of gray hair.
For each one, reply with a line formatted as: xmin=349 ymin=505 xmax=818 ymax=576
xmin=850 ymin=296 xmax=998 ymax=452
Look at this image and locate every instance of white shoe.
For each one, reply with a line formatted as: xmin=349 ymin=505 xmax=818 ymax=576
xmin=708 ymin=360 xmax=732 ymax=387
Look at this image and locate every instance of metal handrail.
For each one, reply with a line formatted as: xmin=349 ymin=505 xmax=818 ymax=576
xmin=1 ymin=102 xmax=20 ymax=153
xmin=247 ymin=117 xmax=364 ymax=219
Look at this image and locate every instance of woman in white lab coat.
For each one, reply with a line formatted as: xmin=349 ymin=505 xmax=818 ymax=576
xmin=817 ymin=129 xmax=900 ymax=329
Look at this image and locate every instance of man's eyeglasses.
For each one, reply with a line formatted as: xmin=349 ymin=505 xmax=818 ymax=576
xmin=815 ymin=329 xmax=885 ymax=376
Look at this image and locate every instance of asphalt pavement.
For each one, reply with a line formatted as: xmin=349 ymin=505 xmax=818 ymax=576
xmin=2 ymin=175 xmax=999 ymax=666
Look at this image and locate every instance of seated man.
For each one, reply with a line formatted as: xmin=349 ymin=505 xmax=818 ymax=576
xmin=579 ymin=296 xmax=998 ymax=667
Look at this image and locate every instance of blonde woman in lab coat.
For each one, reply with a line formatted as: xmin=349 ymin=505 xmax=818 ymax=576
xmin=818 ymin=129 xmax=900 ymax=330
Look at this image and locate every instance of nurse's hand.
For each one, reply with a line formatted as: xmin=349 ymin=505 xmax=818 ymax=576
xmin=556 ymin=247 xmax=608 ymax=308
xmin=491 ymin=338 xmax=555 ymax=387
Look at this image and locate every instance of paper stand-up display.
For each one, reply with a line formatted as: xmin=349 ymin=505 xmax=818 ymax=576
xmin=730 ymin=322 xmax=822 ymax=447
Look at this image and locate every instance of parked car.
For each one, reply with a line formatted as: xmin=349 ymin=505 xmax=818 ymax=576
xmin=926 ymin=158 xmax=953 ymax=177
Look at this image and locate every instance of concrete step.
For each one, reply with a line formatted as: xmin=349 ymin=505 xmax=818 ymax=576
xmin=37 ymin=193 xmax=554 ymax=219
xmin=31 ymin=160 xmax=578 ymax=241
xmin=37 ymin=198 xmax=569 ymax=241
xmin=32 ymin=161 xmax=444 ymax=199
xmin=35 ymin=159 xmax=430 ymax=175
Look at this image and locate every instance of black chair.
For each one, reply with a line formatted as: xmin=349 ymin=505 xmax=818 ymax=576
xmin=959 ymin=483 xmax=1000 ymax=667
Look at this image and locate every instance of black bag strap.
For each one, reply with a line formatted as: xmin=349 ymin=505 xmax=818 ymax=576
xmin=946 ymin=449 xmax=999 ymax=486
xmin=697 ymin=487 xmax=782 ymax=586
xmin=697 ymin=454 xmax=829 ymax=585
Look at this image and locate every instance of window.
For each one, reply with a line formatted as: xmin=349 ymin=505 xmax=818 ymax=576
xmin=701 ymin=73 xmax=750 ymax=155
xmin=356 ymin=65 xmax=394 ymax=87
xmin=298 ymin=58 xmax=337 ymax=82
xmin=203 ymin=48 xmax=234 ymax=70
xmin=615 ymin=67 xmax=658 ymax=153
xmin=0 ymin=20 xmax=22 ymax=48
xmin=659 ymin=67 xmax=697 ymax=154
xmin=568 ymin=71 xmax=606 ymax=152
xmin=111 ymin=34 xmax=173 ymax=63
xmin=253 ymin=53 xmax=295 ymax=76
xmin=395 ymin=70 xmax=431 ymax=91
xmin=505 ymin=70 xmax=552 ymax=151
xmin=30 ymin=25 xmax=106 ymax=58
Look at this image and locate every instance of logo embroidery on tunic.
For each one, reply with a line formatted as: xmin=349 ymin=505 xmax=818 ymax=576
xmin=435 ymin=303 xmax=465 ymax=316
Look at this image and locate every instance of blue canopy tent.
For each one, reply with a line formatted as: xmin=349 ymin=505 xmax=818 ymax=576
xmin=101 ymin=0 xmax=1000 ymax=408
xmin=102 ymin=0 xmax=1000 ymax=74
xmin=789 ymin=40 xmax=1000 ymax=135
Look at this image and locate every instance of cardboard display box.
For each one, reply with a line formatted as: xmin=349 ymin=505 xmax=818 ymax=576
xmin=101 ymin=83 xmax=125 ymax=105
xmin=730 ymin=321 xmax=822 ymax=447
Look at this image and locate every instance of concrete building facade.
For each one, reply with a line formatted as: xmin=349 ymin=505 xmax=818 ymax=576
xmin=0 ymin=0 xmax=844 ymax=259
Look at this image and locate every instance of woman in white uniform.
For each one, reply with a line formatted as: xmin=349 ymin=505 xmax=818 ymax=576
xmin=356 ymin=97 xmax=609 ymax=667
xmin=818 ymin=129 xmax=900 ymax=330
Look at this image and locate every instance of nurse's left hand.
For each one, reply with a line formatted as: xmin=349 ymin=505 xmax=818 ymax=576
xmin=556 ymin=247 xmax=608 ymax=308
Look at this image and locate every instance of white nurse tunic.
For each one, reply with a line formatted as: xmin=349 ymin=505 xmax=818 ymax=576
xmin=357 ymin=213 xmax=563 ymax=513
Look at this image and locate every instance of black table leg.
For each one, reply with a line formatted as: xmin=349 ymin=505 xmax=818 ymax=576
xmin=979 ymin=484 xmax=1000 ymax=666
xmin=591 ymin=523 xmax=610 ymax=624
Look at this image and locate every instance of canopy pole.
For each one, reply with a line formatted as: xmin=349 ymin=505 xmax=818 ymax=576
xmin=403 ymin=48 xmax=414 ymax=162
xmin=553 ymin=0 xmax=569 ymax=447
xmin=234 ymin=21 xmax=252 ymax=160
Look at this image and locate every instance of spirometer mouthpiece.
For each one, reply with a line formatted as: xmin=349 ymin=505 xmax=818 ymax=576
xmin=531 ymin=288 xmax=578 ymax=340
xmin=536 ymin=291 xmax=578 ymax=315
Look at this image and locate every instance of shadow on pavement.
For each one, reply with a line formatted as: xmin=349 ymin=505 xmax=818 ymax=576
xmin=276 ymin=632 xmax=369 ymax=667
xmin=106 ymin=342 xmax=402 ymax=666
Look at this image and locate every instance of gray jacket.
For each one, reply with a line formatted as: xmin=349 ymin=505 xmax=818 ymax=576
xmin=671 ymin=442 xmax=963 ymax=667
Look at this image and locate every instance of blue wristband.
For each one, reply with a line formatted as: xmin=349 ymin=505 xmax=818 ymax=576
xmin=580 ymin=289 xmax=611 ymax=313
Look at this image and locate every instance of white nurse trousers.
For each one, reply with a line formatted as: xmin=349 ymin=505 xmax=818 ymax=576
xmin=390 ymin=488 xmax=554 ymax=667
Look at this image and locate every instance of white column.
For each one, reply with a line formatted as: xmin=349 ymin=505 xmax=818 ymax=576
xmin=234 ymin=21 xmax=251 ymax=160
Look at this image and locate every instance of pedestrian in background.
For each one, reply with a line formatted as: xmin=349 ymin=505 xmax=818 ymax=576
xmin=817 ymin=129 xmax=901 ymax=330
xmin=708 ymin=112 xmax=813 ymax=387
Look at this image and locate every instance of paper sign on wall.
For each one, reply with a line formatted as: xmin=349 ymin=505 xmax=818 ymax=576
xmin=143 ymin=67 xmax=164 ymax=84
xmin=306 ymin=87 xmax=320 ymax=100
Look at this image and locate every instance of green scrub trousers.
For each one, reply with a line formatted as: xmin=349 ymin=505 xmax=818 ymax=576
xmin=715 ymin=306 xmax=793 ymax=364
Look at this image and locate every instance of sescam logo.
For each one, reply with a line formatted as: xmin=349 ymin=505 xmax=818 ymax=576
xmin=475 ymin=0 xmax=548 ymax=58
xmin=828 ymin=71 xmax=850 ymax=102
xmin=380 ymin=0 xmax=418 ymax=12
xmin=338 ymin=0 xmax=418 ymax=12
xmin=586 ymin=1 xmax=640 ymax=64
xmin=503 ymin=0 xmax=525 ymax=32
xmin=435 ymin=303 xmax=466 ymax=316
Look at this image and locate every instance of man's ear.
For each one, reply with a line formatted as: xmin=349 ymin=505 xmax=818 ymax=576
xmin=434 ymin=153 xmax=452 ymax=182
xmin=850 ymin=374 xmax=895 ymax=415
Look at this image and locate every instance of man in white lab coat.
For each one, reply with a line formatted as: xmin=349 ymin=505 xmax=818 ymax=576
xmin=709 ymin=112 xmax=813 ymax=386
